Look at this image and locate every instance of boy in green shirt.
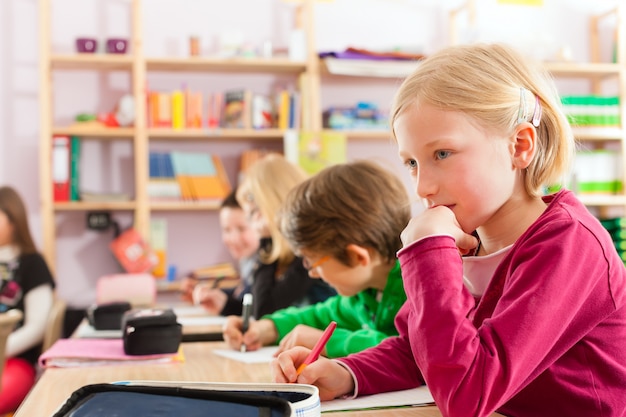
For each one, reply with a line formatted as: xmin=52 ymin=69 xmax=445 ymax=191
xmin=222 ymin=160 xmax=410 ymax=358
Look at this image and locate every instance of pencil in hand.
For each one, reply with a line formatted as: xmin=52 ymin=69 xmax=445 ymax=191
xmin=240 ymin=293 xmax=253 ymax=352
xmin=296 ymin=321 xmax=337 ymax=375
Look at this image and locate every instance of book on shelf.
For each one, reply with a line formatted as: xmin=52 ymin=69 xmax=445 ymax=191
xmin=276 ymin=89 xmax=291 ymax=130
xmin=188 ymin=262 xmax=239 ymax=289
xmin=251 ymin=93 xmax=274 ymax=129
xmin=273 ymin=88 xmax=301 ymax=130
xmin=110 ymin=228 xmax=158 ymax=274
xmin=222 ymin=89 xmax=251 ymax=128
xmin=572 ymin=149 xmax=623 ymax=195
xmin=191 ymin=262 xmax=237 ymax=280
xmin=171 ymin=89 xmax=186 ymax=129
xmin=52 ymin=135 xmax=70 ymax=202
xmin=149 ymin=218 xmax=168 ymax=279
xmin=283 ymin=131 xmax=347 ymax=175
xmin=148 ymin=152 xmax=182 ymax=201
xmin=186 ymin=89 xmax=203 ymax=128
xmin=169 ymin=151 xmax=231 ymax=202
xmin=207 ymin=92 xmax=223 ymax=128
xmin=158 ymin=92 xmax=172 ymax=127
xmin=70 ymin=136 xmax=81 ymax=201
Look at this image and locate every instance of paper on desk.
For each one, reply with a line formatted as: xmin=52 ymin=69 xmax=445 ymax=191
xmin=320 ymin=386 xmax=434 ymax=412
xmin=73 ymin=321 xmax=122 ymax=339
xmin=172 ymin=305 xmax=209 ymax=317
xmin=176 ymin=315 xmax=228 ymax=327
xmin=212 ymin=346 xmax=280 ymax=363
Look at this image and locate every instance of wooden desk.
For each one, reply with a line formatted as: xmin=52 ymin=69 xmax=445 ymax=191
xmin=16 ymin=341 xmax=503 ymax=417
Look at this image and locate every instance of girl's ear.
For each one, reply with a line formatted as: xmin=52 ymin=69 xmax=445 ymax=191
xmin=345 ymin=244 xmax=371 ymax=267
xmin=511 ymin=122 xmax=537 ymax=169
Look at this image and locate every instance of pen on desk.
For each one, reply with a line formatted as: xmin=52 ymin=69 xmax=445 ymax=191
xmin=296 ymin=321 xmax=337 ymax=375
xmin=240 ymin=293 xmax=253 ymax=353
xmin=212 ymin=276 xmax=224 ymax=289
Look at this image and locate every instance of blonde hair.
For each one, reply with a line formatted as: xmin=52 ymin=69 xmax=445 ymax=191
xmin=237 ymin=153 xmax=308 ymax=267
xmin=391 ymin=43 xmax=575 ymax=197
xmin=279 ymin=160 xmax=411 ymax=265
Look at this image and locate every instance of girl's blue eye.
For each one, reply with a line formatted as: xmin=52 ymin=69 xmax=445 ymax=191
xmin=435 ymin=150 xmax=450 ymax=160
xmin=404 ymin=159 xmax=417 ymax=169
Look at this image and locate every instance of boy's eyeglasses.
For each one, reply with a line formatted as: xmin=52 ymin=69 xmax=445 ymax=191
xmin=302 ymin=255 xmax=330 ymax=271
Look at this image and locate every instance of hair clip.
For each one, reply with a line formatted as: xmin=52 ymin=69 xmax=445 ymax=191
xmin=532 ymin=95 xmax=542 ymax=127
xmin=516 ymin=87 xmax=527 ymax=125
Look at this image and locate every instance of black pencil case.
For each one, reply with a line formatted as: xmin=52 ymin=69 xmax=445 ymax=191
xmin=52 ymin=382 xmax=317 ymax=417
xmin=122 ymin=308 xmax=182 ymax=355
xmin=87 ymin=301 xmax=132 ymax=330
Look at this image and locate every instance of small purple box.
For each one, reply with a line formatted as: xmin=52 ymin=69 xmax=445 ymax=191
xmin=106 ymin=38 xmax=128 ymax=54
xmin=76 ymin=38 xmax=97 ymax=53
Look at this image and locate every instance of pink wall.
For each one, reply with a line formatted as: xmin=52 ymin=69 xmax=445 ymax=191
xmin=0 ymin=0 xmax=618 ymax=308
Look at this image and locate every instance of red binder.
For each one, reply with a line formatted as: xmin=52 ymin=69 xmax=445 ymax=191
xmin=52 ymin=135 xmax=70 ymax=202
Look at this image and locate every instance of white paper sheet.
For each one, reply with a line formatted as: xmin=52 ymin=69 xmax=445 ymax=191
xmin=320 ymin=386 xmax=434 ymax=412
xmin=176 ymin=315 xmax=228 ymax=327
xmin=172 ymin=305 xmax=211 ymax=317
xmin=212 ymin=346 xmax=280 ymax=363
xmin=73 ymin=321 xmax=122 ymax=339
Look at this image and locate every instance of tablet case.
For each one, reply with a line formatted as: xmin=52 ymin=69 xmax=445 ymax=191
xmin=52 ymin=381 xmax=320 ymax=417
xmin=87 ymin=301 xmax=132 ymax=330
xmin=122 ymin=308 xmax=182 ymax=355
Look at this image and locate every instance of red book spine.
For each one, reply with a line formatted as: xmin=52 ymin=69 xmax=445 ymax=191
xmin=52 ymin=135 xmax=70 ymax=202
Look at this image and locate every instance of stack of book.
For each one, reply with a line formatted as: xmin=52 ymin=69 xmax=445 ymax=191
xmin=600 ymin=217 xmax=626 ymax=265
xmin=148 ymin=151 xmax=231 ymax=202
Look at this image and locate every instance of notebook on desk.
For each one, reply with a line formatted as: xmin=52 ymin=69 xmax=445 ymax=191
xmin=39 ymin=338 xmax=184 ymax=368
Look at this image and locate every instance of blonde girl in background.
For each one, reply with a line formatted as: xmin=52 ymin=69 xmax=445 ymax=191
xmin=272 ymin=43 xmax=626 ymax=417
xmin=234 ymin=153 xmax=335 ymax=320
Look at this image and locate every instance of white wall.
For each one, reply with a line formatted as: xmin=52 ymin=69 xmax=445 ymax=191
xmin=0 ymin=0 xmax=619 ymax=308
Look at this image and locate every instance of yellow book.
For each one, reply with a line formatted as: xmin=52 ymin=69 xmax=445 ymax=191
xmin=277 ymin=90 xmax=290 ymax=130
xmin=171 ymin=89 xmax=185 ymax=129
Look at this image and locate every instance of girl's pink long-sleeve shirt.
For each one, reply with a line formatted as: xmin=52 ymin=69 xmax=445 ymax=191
xmin=339 ymin=190 xmax=626 ymax=417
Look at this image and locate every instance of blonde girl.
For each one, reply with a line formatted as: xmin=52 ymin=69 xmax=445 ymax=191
xmin=271 ymin=43 xmax=626 ymax=417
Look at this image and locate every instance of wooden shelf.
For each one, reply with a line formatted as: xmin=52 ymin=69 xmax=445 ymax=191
xmin=147 ymin=128 xmax=285 ymax=140
xmin=52 ymin=126 xmax=135 ymax=138
xmin=577 ymin=194 xmax=626 ymax=207
xmin=50 ymin=54 xmax=133 ymax=71
xmin=543 ymin=62 xmax=620 ymax=79
xmin=320 ymin=57 xmax=419 ymax=78
xmin=53 ymin=201 xmax=136 ymax=211
xmin=146 ymin=57 xmax=307 ymax=74
xmin=323 ymin=129 xmax=392 ymax=140
xmin=573 ymin=127 xmax=624 ymax=141
xmin=149 ymin=201 xmax=222 ymax=211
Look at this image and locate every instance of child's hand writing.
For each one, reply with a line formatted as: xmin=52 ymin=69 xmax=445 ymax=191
xmin=401 ymin=206 xmax=478 ymax=255
xmin=222 ymin=316 xmax=276 ymax=352
xmin=274 ymin=325 xmax=324 ymax=357
xmin=192 ymin=285 xmax=228 ymax=314
xmin=271 ymin=347 xmax=355 ymax=401
xmin=179 ymin=276 xmax=199 ymax=303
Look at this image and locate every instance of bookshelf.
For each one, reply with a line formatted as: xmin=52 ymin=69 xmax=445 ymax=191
xmin=38 ymin=0 xmax=624 ymax=278
xmin=38 ymin=0 xmax=319 ymax=273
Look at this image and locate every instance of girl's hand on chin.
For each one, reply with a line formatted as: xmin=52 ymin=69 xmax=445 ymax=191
xmin=401 ymin=206 xmax=478 ymax=254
